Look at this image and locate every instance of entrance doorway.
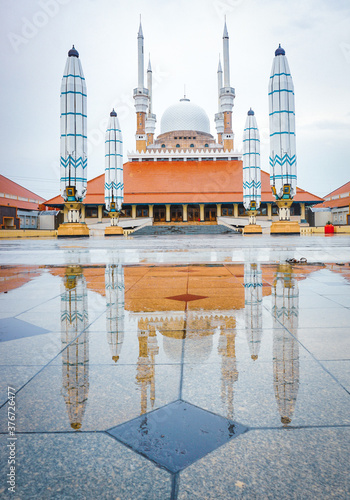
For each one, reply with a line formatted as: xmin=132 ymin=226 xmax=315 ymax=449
xmin=154 ymin=205 xmax=166 ymax=222
xmin=170 ymin=205 xmax=183 ymax=222
xmin=205 ymin=205 xmax=217 ymax=222
xmin=188 ymin=204 xmax=200 ymax=222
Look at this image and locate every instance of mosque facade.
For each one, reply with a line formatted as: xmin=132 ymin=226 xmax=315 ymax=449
xmin=46 ymin=21 xmax=323 ymax=225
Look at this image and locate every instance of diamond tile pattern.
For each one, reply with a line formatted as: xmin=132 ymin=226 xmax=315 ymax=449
xmin=107 ymin=400 xmax=247 ymax=473
xmin=0 ymin=317 xmax=50 ymax=342
xmin=165 ymin=293 xmax=207 ymax=302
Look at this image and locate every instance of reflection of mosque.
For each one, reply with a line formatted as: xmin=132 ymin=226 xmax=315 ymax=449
xmin=61 ymin=266 xmax=89 ymax=430
xmin=105 ymin=265 xmax=125 ymax=363
xmin=272 ymin=264 xmax=300 ymax=425
xmin=136 ymin=319 xmax=159 ymax=415
xmin=58 ymin=262 xmax=302 ymax=425
xmin=218 ymin=319 xmax=238 ymax=419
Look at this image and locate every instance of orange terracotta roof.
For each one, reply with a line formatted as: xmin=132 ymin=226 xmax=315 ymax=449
xmin=45 ymin=160 xmax=324 ymax=206
xmin=324 ymin=181 xmax=350 ymax=199
xmin=0 ymin=175 xmax=45 ymax=210
xmin=317 ymin=196 xmax=350 ymax=209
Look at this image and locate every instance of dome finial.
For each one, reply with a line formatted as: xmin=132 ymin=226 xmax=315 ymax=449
xmin=180 ymin=85 xmax=190 ymax=102
xmin=68 ymin=45 xmax=79 ymax=57
xmin=110 ymin=108 xmax=117 ymax=117
xmin=248 ymin=108 xmax=254 ymax=116
xmin=275 ymin=43 xmax=285 ymax=56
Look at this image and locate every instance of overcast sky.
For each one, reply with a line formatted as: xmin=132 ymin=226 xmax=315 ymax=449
xmin=1 ymin=0 xmax=350 ymax=200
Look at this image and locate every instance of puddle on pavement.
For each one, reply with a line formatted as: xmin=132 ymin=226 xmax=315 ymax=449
xmin=1 ymin=261 xmax=350 ymax=465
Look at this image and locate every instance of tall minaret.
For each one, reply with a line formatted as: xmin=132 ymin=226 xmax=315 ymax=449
xmin=214 ymin=56 xmax=224 ymax=145
xmin=60 ymin=46 xmax=87 ymax=223
xmin=145 ymin=56 xmax=156 ymax=146
xmin=104 ymin=109 xmax=123 ymax=230
xmin=133 ymin=19 xmax=149 ymax=153
xmin=243 ymin=109 xmax=262 ymax=231
xmin=220 ymin=21 xmax=235 ymax=151
xmin=269 ymin=44 xmax=297 ymax=222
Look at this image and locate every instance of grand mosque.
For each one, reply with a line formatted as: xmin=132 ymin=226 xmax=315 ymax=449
xmin=46 ymin=20 xmax=322 ymax=230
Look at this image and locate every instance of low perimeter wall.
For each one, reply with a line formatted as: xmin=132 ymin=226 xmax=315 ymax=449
xmin=0 ymin=230 xmax=57 ymax=238
xmin=301 ymin=225 xmax=350 ymax=235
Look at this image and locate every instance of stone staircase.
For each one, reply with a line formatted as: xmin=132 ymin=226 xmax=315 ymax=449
xmin=133 ymin=224 xmax=240 ymax=236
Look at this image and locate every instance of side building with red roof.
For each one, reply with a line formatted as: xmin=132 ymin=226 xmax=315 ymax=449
xmin=0 ymin=175 xmax=59 ymax=230
xmin=311 ymin=182 xmax=350 ymax=226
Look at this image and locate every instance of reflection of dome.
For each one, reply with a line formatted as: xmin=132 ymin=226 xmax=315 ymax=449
xmin=160 ymin=98 xmax=211 ymax=134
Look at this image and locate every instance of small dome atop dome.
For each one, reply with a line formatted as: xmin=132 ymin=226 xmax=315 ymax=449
xmin=68 ymin=45 xmax=79 ymax=58
xmin=248 ymin=108 xmax=254 ymax=116
xmin=160 ymin=98 xmax=210 ymax=135
xmin=275 ymin=44 xmax=285 ymax=56
xmin=110 ymin=108 xmax=117 ymax=117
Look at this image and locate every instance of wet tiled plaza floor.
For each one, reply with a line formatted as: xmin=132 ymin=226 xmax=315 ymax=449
xmin=0 ymin=235 xmax=349 ymax=499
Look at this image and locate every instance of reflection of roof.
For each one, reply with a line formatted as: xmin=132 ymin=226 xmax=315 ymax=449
xmin=45 ymin=162 xmax=324 ymax=206
xmin=160 ymin=99 xmax=211 ymax=135
xmin=0 ymin=175 xmax=45 ymax=210
xmin=0 ymin=266 xmax=42 ymax=294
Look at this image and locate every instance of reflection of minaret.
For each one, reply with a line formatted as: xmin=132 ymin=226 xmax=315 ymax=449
xmin=61 ymin=266 xmax=89 ymax=430
xmin=136 ymin=319 xmax=159 ymax=415
xmin=272 ymin=264 xmax=299 ymax=425
xmin=244 ymin=263 xmax=263 ymax=360
xmin=105 ymin=265 xmax=125 ymax=363
xmin=218 ymin=317 xmax=238 ymax=419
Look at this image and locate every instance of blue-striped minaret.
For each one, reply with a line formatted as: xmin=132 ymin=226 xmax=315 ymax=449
xmin=243 ymin=109 xmax=261 ymax=213
xmin=269 ymin=44 xmax=297 ymax=222
xmin=60 ymin=46 xmax=87 ymax=217
xmin=105 ymin=109 xmax=124 ymax=235
xmin=243 ymin=109 xmax=262 ymax=233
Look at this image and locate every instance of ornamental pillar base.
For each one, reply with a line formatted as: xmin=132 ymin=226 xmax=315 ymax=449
xmin=270 ymin=220 xmax=300 ymax=235
xmin=243 ymin=224 xmax=262 ymax=235
xmin=270 ymin=199 xmax=300 ymax=234
xmin=105 ymin=226 xmax=124 ymax=236
xmin=57 ymin=202 xmax=90 ymax=237
xmin=105 ymin=211 xmax=124 ymax=236
xmin=57 ymin=223 xmax=90 ymax=238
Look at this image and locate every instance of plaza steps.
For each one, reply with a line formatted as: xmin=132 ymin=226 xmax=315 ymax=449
xmin=132 ymin=224 xmax=240 ymax=236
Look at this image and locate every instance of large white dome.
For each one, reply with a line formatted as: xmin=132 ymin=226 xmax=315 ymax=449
xmin=160 ymin=98 xmax=211 ymax=134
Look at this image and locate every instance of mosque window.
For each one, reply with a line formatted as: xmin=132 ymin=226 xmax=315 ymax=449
xmin=161 ymin=144 xmax=166 ymax=148
xmin=184 ymin=136 xmax=187 ymax=139
xmin=204 ymin=143 xmax=209 ymax=148
xmin=190 ymin=144 xmax=194 ymax=148
xmin=193 ymin=137 xmax=196 ymax=139
xmin=176 ymin=144 xmax=180 ymax=148
xmin=174 ymin=137 xmax=178 ymax=139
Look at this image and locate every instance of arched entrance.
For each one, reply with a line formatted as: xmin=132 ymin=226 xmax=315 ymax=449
xmin=188 ymin=204 xmax=200 ymax=222
xmin=154 ymin=205 xmax=166 ymax=222
xmin=170 ymin=205 xmax=183 ymax=222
